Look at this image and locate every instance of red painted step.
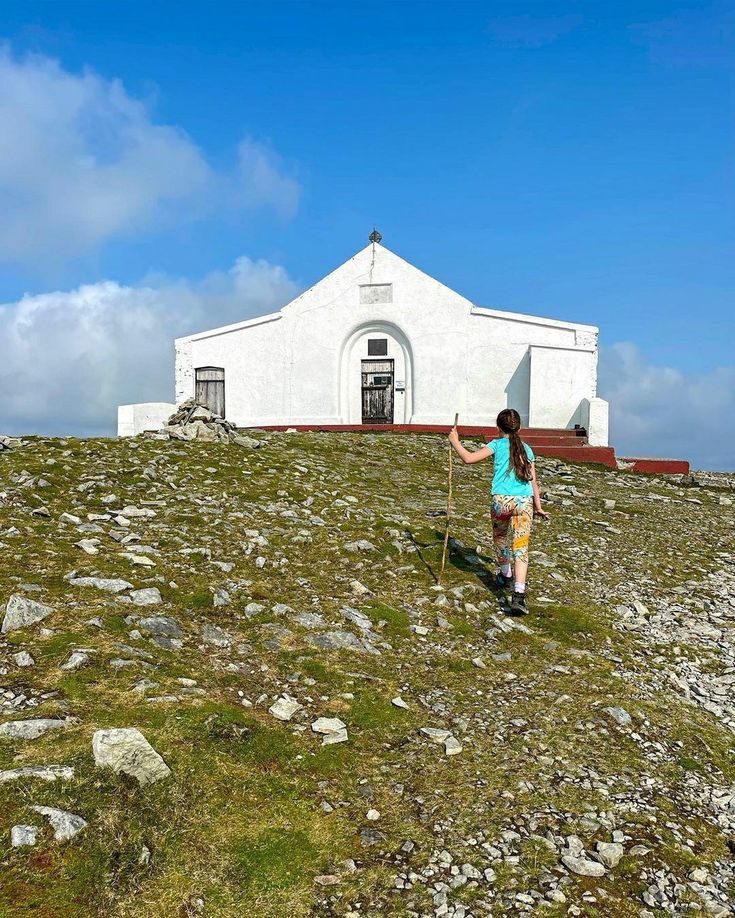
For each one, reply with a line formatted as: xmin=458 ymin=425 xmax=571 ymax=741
xmin=618 ymin=457 xmax=690 ymax=475
xmin=248 ymin=424 xmax=688 ymax=474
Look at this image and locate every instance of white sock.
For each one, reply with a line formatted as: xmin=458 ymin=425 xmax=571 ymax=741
xmin=500 ymin=562 xmax=512 ymax=578
xmin=515 ymin=581 xmax=526 ymax=594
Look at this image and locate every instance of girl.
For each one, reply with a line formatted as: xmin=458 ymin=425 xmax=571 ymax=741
xmin=448 ymin=408 xmax=548 ymax=615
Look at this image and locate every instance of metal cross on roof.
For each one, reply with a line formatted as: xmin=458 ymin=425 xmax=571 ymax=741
xmin=369 ymin=228 xmax=382 ymax=244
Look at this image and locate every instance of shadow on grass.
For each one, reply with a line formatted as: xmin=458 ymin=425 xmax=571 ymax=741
xmin=405 ymin=527 xmax=508 ymax=609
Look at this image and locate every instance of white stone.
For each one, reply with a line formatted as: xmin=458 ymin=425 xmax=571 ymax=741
xmin=70 ymin=577 xmax=133 ymax=593
xmin=13 ymin=651 xmax=35 ymax=667
xmin=2 ymin=594 xmax=53 ymax=633
xmin=420 ymin=727 xmax=451 ymax=743
xmin=310 ymin=717 xmax=346 ymax=734
xmin=391 ymin=697 xmax=409 ymax=709
xmin=604 ymin=706 xmax=632 ymax=727
xmin=74 ymin=538 xmax=100 ymax=555
xmin=122 ymin=554 xmax=156 ymax=567
xmin=59 ymin=651 xmax=90 ymax=671
xmin=11 ymin=824 xmax=39 ymax=847
xmin=92 ymin=728 xmax=171 ymax=786
xmin=562 ymin=855 xmax=606 ymax=877
xmin=32 ymin=806 xmax=87 ymax=841
xmin=0 ymin=766 xmax=74 ymax=783
xmin=595 ymin=842 xmax=624 ymax=869
xmin=443 ymin=735 xmax=463 ymax=756
xmin=269 ymin=696 xmax=303 ymax=722
xmin=121 ymin=506 xmax=157 ymax=518
xmin=0 ymin=719 xmax=69 ymax=740
xmin=129 ymin=587 xmax=163 ymax=605
xmin=321 ymin=729 xmax=349 ymax=746
xmin=311 ymin=717 xmax=347 ymax=742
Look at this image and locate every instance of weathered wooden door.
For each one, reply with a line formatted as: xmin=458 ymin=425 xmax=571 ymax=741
xmin=195 ymin=367 xmax=225 ymax=418
xmin=361 ymin=359 xmax=394 ymax=424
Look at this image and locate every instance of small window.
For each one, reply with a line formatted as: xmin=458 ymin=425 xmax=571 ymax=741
xmin=368 ymin=339 xmax=388 ymax=356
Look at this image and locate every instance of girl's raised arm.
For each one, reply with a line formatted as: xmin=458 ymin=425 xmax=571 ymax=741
xmin=448 ymin=429 xmax=493 ymax=465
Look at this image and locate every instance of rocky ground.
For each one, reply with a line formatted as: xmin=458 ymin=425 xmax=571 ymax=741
xmin=0 ymin=431 xmax=733 ymax=918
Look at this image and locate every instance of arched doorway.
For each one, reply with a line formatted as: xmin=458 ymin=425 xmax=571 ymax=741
xmin=339 ymin=322 xmax=414 ymax=424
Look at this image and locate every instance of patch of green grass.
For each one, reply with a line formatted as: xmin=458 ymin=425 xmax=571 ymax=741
xmin=347 ymin=689 xmax=410 ymax=738
xmin=186 ymin=592 xmax=212 ymax=609
xmin=230 ymin=828 xmax=319 ymax=895
xmin=532 ymin=602 xmax=609 ymax=643
xmin=446 ymin=656 xmax=474 ymax=674
xmin=296 ymin=656 xmax=342 ymax=686
xmin=362 ymin=601 xmax=410 ymax=636
xmin=36 ymin=631 xmax=88 ymax=661
xmin=446 ymin=614 xmax=474 ymax=636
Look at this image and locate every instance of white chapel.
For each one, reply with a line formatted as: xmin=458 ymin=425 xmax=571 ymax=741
xmin=118 ymin=233 xmax=609 ymax=445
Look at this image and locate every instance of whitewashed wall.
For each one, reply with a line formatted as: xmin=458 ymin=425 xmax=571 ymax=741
xmin=122 ymin=243 xmax=607 ymax=443
xmin=118 ymin=402 xmax=176 ymax=436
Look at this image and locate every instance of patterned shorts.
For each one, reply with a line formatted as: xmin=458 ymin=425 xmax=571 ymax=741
xmin=491 ymin=495 xmax=533 ymax=563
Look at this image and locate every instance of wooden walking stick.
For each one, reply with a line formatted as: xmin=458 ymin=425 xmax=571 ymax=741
xmin=439 ymin=413 xmax=459 ymax=583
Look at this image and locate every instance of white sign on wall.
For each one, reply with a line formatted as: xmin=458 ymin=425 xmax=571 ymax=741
xmin=359 ymin=284 xmax=392 ymax=304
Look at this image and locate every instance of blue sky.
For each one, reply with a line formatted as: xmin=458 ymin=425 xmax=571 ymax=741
xmin=0 ymin=1 xmax=733 ymax=468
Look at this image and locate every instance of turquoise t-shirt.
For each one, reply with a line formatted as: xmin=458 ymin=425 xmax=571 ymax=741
xmin=486 ymin=437 xmax=535 ymax=497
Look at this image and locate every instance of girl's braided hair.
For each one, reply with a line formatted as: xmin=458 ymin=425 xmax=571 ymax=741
xmin=496 ymin=408 xmax=532 ymax=482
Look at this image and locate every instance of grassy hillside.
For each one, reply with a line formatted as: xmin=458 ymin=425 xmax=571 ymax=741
xmin=0 ymin=432 xmax=733 ymax=918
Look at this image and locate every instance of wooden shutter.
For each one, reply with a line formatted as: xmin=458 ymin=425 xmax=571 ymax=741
xmin=195 ymin=367 xmax=225 ymax=418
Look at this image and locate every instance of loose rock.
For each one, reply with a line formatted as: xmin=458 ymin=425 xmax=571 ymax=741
xmin=92 ymin=728 xmax=171 ymax=787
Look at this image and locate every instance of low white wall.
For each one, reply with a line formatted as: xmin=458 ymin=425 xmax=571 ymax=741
xmin=582 ymin=397 xmax=610 ymax=447
xmin=528 ymin=346 xmax=596 ymax=429
xmin=117 ymin=402 xmax=176 ymax=437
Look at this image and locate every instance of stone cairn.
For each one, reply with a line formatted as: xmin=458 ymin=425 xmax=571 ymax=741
xmin=144 ymin=399 xmax=261 ymax=448
xmin=0 ymin=436 xmax=25 ymax=452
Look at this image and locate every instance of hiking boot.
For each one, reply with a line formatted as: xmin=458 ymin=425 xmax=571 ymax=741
xmin=510 ymin=591 xmax=528 ymax=615
xmin=495 ymin=571 xmax=513 ymax=590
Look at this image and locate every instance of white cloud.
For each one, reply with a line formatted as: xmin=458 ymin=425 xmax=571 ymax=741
xmin=0 ymin=257 xmax=299 ymax=436
xmin=235 ymin=139 xmax=301 ymax=218
xmin=0 ymin=49 xmax=300 ymax=263
xmin=599 ymin=342 xmax=735 ymax=471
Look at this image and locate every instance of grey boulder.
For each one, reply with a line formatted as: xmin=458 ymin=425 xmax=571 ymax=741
xmin=138 ymin=616 xmax=182 ymax=639
xmin=130 ymin=588 xmax=163 ymax=606
xmin=605 ymin=706 xmax=632 ymax=727
xmin=0 ymin=719 xmax=69 ymax=740
xmin=562 ymin=855 xmax=606 ymax=877
xmin=70 ymin=577 xmax=133 ymax=593
xmin=2 ymin=594 xmax=53 ymax=633
xmin=201 ymin=623 xmax=232 ymax=647
xmin=11 ymin=824 xmax=39 ymax=847
xmin=32 ymin=805 xmax=87 ymax=841
xmin=595 ymin=841 xmax=625 ymax=869
xmin=92 ymin=727 xmax=171 ymax=786
xmin=307 ymin=630 xmax=380 ymax=655
xmin=0 ymin=765 xmax=74 ymax=783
